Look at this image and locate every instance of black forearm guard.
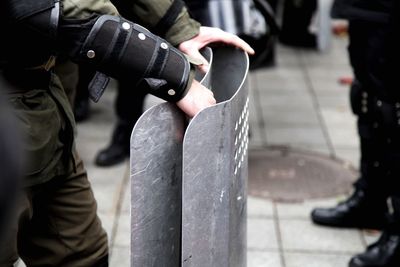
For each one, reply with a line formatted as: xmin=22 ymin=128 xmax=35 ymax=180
xmin=60 ymin=15 xmax=192 ymax=102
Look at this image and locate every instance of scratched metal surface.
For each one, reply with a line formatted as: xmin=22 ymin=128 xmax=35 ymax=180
xmin=130 ymin=49 xmax=212 ymax=267
xmin=181 ymin=47 xmax=249 ymax=267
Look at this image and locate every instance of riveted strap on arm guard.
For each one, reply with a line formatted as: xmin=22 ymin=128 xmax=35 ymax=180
xmin=60 ymin=15 xmax=193 ymax=102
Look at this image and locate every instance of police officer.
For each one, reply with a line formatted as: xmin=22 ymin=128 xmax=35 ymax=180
xmin=311 ymin=0 xmax=400 ymax=266
xmin=0 ymin=0 xmax=254 ymax=265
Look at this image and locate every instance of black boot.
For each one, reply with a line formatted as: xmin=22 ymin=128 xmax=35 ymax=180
xmin=349 ymin=227 xmax=400 ymax=267
xmin=95 ymin=122 xmax=133 ymax=167
xmin=74 ymin=96 xmax=90 ymax=122
xmin=311 ymin=188 xmax=387 ymax=229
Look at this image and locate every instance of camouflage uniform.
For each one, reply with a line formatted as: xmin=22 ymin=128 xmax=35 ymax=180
xmin=0 ymin=0 xmax=199 ymax=266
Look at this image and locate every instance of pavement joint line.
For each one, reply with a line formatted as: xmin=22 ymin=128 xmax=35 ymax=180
xmin=248 ymin=214 xmax=275 ymax=219
xmin=247 ymin=247 xmax=281 ymax=252
xmin=109 ymin=161 xmax=130 ymax=254
xmin=298 ymin=49 xmax=337 ymax=159
xmin=273 ymin=201 xmax=287 ymax=267
xmin=274 ymin=217 xmax=318 ymax=221
xmin=280 ymin=248 xmax=359 ymax=256
xmin=251 ymin=72 xmax=269 ymax=146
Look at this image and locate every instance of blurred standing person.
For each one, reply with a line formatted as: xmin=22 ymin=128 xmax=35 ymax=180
xmin=311 ymin=0 xmax=400 ymax=266
xmin=279 ymin=0 xmax=318 ymax=48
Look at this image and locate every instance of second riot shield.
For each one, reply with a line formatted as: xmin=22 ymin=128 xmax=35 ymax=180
xmin=181 ymin=47 xmax=249 ymax=267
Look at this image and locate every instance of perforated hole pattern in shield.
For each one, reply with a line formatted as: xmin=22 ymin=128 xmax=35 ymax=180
xmin=234 ymin=97 xmax=250 ymax=176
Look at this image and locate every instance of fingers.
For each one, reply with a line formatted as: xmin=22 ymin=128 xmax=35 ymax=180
xmin=213 ymin=29 xmax=255 ymax=55
xmin=198 ymin=27 xmax=255 ymax=55
xmin=189 ymin=49 xmax=210 ymax=73
xmin=229 ymin=35 xmax=255 ymax=55
xmin=176 ymin=80 xmax=216 ymax=117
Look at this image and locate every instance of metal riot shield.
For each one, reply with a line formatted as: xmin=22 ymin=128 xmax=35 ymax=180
xmin=130 ymin=47 xmax=249 ymax=267
xmin=181 ymin=47 xmax=249 ymax=267
xmin=130 ymin=48 xmax=212 ymax=266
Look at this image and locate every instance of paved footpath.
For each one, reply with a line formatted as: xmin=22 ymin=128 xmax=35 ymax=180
xmin=17 ymin=37 xmax=380 ymax=267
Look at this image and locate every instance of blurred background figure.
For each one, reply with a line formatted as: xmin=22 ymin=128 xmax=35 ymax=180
xmin=279 ymin=0 xmax=318 ymax=48
xmin=185 ymin=0 xmax=279 ymax=69
xmin=94 ymin=81 xmax=147 ymax=166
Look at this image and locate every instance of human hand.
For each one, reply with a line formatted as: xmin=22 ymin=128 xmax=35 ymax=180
xmin=178 ymin=26 xmax=255 ymax=72
xmin=176 ymin=79 xmax=216 ymax=117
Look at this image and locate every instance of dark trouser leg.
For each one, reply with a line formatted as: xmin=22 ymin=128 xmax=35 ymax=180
xmin=311 ymin=21 xmax=394 ymax=228
xmin=348 ymin=19 xmax=400 ymax=267
xmin=95 ymin=79 xmax=147 ymax=167
xmin=18 ymin=155 xmax=108 ymax=267
xmin=280 ymin=0 xmax=317 ymax=47
xmin=74 ymin=65 xmax=95 ymax=122
xmin=0 ymin=155 xmax=108 ymax=267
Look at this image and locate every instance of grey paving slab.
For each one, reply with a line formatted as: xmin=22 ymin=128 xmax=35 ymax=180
xmin=110 ymin=245 xmax=130 ymax=267
xmin=248 ymin=218 xmax=279 ymax=250
xmin=248 ymin=251 xmax=282 ymax=267
xmin=249 ymin=81 xmax=267 ymax=147
xmin=334 ymin=148 xmax=360 ymax=169
xmin=91 ymin=183 xmax=121 ymax=213
xmin=306 ymin=67 xmax=351 ymax=80
xmin=300 ymin=39 xmax=350 ymax=67
xmin=248 ymin=196 xmax=274 ymax=218
xmin=265 ymin=127 xmax=328 ymax=148
xmin=311 ymin=79 xmax=351 ymax=96
xmin=84 ymin=162 xmax=128 ymax=185
xmin=279 ymin=219 xmax=364 ymax=253
xmin=262 ymin=109 xmax=321 ymax=127
xmin=275 ymin=198 xmax=344 ymax=220
xmin=316 ymin=95 xmax=350 ymax=110
xmin=98 ymin=212 xmax=116 ymax=241
xmin=258 ymin=94 xmax=315 ymax=111
xmin=254 ymin=73 xmax=309 ymax=93
xmin=326 ymin=125 xmax=358 ymax=148
xmin=114 ymin=214 xmax=130 ymax=247
xmin=121 ymin=182 xmax=130 ymax=214
xmin=319 ymin=108 xmax=355 ymax=125
xmin=284 ymin=252 xmax=353 ymax=267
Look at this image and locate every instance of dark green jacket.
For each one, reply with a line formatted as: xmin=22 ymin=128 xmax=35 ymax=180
xmin=62 ymin=0 xmax=200 ymax=45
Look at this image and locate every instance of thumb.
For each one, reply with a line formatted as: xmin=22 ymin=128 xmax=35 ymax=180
xmin=186 ymin=49 xmax=210 ymax=73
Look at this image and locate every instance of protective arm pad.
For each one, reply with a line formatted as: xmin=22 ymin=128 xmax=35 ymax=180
xmin=62 ymin=15 xmax=192 ymax=102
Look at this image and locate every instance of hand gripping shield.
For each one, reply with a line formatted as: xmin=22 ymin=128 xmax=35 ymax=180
xmin=130 ymin=47 xmax=249 ymax=266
